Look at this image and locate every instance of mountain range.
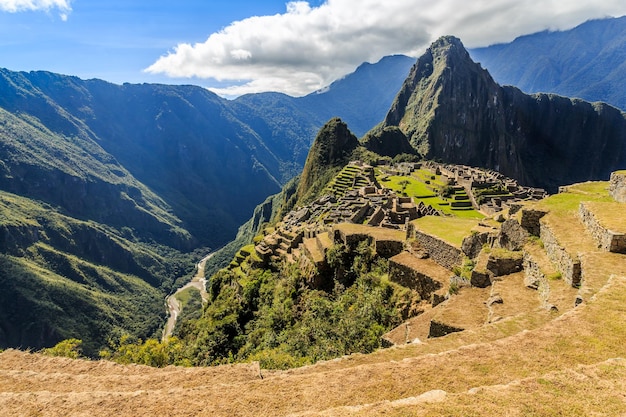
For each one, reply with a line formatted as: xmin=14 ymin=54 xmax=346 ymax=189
xmin=1 ymin=16 xmax=626 ymax=354
xmin=0 ymin=54 xmax=412 ymax=353
xmin=471 ymin=15 xmax=626 ymax=110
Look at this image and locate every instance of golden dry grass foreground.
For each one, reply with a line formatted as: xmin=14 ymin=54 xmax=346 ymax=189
xmin=2 ymin=182 xmax=626 ymax=416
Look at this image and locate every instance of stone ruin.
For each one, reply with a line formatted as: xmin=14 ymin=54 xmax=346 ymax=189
xmin=610 ymin=171 xmax=626 ymax=203
xmin=426 ymin=161 xmax=547 ymax=215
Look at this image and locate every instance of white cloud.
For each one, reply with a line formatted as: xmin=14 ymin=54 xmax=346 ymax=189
xmin=0 ymin=0 xmax=71 ymax=18
xmin=145 ymin=0 xmax=626 ymax=97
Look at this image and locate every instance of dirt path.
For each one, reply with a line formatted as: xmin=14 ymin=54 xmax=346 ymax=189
xmin=162 ymin=253 xmax=214 ymax=340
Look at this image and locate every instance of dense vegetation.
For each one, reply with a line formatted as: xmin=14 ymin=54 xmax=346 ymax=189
xmin=103 ymin=240 xmax=412 ymax=369
xmin=0 ymin=190 xmax=198 ymax=355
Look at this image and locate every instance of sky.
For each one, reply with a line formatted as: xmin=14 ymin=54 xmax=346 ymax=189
xmin=2 ymin=1 xmax=626 ymax=98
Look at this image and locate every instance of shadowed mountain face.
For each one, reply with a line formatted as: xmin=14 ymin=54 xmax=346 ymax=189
xmin=0 ymin=56 xmax=414 ymax=250
xmin=0 ymin=71 xmax=285 ymax=249
xmin=379 ymin=36 xmax=626 ymax=192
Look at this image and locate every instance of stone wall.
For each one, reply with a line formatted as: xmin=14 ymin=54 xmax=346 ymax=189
xmin=540 ymin=221 xmax=581 ymax=287
xmin=609 ymin=171 xmax=626 ymax=203
xmin=522 ymin=252 xmax=544 ymax=290
xmin=522 ymin=252 xmax=550 ymax=307
xmin=428 ymin=320 xmax=464 ymax=338
xmin=579 ymin=202 xmax=626 ymax=254
xmin=375 ymin=239 xmax=404 ymax=258
xmin=414 ymin=230 xmax=463 ymax=269
xmin=335 ymin=229 xmax=371 ymax=250
xmin=520 ymin=208 xmax=548 ymax=236
xmin=389 ymin=256 xmax=444 ymax=300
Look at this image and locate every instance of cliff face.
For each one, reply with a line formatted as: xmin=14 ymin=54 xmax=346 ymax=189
xmin=381 ymin=36 xmax=626 ymax=191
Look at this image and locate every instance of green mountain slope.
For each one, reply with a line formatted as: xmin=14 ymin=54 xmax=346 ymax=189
xmin=0 ymin=190 xmax=194 ymax=355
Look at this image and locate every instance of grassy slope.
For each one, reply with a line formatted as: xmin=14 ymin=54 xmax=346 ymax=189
xmin=0 ymin=190 xmax=195 ymax=355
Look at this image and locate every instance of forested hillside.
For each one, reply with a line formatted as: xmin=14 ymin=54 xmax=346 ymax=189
xmin=0 ymin=56 xmax=412 ymax=353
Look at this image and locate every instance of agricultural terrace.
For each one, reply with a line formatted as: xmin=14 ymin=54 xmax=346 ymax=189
xmin=412 ymin=216 xmax=484 ymax=247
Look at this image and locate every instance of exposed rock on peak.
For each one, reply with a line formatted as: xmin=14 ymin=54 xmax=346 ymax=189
xmin=380 ymin=36 xmax=626 ymax=191
xmin=361 ymin=125 xmax=415 ymax=157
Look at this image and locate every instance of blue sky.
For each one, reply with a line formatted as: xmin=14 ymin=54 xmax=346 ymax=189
xmin=0 ymin=1 xmax=297 ymax=86
xmin=2 ymin=1 xmax=626 ymax=97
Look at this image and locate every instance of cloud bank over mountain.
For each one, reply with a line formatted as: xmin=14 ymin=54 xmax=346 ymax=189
xmin=145 ymin=0 xmax=626 ymax=97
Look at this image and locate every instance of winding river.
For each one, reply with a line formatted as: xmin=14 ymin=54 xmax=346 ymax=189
xmin=162 ymin=252 xmax=213 ymax=340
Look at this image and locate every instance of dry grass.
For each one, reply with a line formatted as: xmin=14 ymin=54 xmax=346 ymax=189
xmin=4 ymin=274 xmax=626 ymax=416
xmin=389 ymin=252 xmax=452 ymax=283
xmin=333 ymin=223 xmax=406 ymax=242
xmin=490 ymin=272 xmax=542 ymax=319
xmin=432 ymin=286 xmax=490 ymax=329
xmin=582 ymin=201 xmax=626 ymax=232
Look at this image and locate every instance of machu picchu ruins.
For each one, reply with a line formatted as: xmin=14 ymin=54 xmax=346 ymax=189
xmin=250 ymin=160 xmax=546 ymax=272
xmin=217 ymin=160 xmax=626 ymax=350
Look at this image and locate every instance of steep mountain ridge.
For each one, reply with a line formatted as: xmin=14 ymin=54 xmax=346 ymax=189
xmin=296 ymin=117 xmax=360 ymax=203
xmin=0 ymin=70 xmax=283 ymax=247
xmin=379 ymin=36 xmax=626 ymax=191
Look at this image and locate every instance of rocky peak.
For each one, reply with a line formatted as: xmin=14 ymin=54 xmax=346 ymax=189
xmin=378 ymin=36 xmax=626 ymax=191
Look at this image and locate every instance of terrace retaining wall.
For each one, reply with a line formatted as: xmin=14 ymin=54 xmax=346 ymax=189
xmin=579 ymin=202 xmax=626 ymax=254
xmin=414 ymin=230 xmax=463 ymax=270
xmin=609 ymin=171 xmax=626 ymax=203
xmin=540 ymin=221 xmax=581 ymax=287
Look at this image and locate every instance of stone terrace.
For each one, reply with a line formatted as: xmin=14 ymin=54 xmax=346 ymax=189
xmin=426 ymin=161 xmax=547 ymax=214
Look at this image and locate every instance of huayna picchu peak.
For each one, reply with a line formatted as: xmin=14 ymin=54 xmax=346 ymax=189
xmin=377 ymin=36 xmax=626 ymax=192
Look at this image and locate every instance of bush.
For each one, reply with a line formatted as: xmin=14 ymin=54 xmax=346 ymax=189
xmin=42 ymin=338 xmax=83 ymax=359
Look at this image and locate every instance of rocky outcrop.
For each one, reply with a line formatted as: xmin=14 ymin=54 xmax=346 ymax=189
xmin=381 ymin=36 xmax=626 ymax=192
xmin=486 ymin=250 xmax=524 ymax=277
xmin=520 ymin=208 xmax=548 ymax=237
xmin=497 ymin=219 xmax=529 ymax=251
xmin=361 ymin=126 xmax=417 ymax=157
xmin=462 ymin=230 xmax=493 ymax=259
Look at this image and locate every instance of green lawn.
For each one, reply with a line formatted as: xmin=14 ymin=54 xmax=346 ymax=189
xmin=378 ymin=172 xmax=483 ymax=219
xmin=413 ymin=216 xmax=482 ymax=247
xmin=534 ymin=181 xmax=612 ymax=214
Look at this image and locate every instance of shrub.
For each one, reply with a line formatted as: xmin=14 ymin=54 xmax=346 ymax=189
xmin=42 ymin=338 xmax=83 ymax=359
